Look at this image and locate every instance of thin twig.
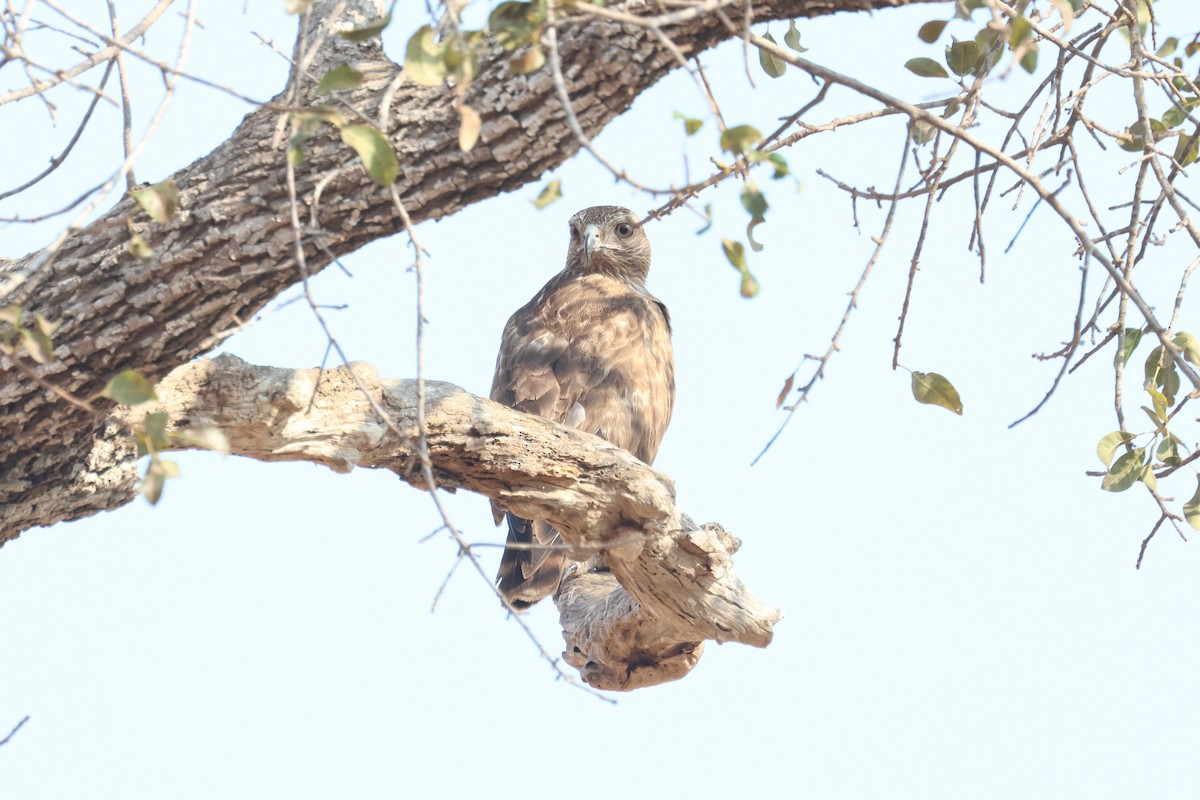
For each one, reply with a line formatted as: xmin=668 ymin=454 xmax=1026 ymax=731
xmin=753 ymin=131 xmax=910 ymax=465
xmin=0 ymin=715 xmax=30 ymax=747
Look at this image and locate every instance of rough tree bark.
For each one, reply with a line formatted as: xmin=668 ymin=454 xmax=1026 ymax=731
xmin=0 ymin=0 xmax=942 ymax=686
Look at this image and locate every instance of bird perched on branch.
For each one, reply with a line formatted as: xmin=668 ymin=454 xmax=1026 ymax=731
xmin=490 ymin=205 xmax=675 ymax=608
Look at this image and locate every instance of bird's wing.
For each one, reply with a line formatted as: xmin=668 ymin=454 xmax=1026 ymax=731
xmin=492 ymin=272 xmax=674 ymax=460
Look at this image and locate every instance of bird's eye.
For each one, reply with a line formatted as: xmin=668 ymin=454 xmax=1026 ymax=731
xmin=616 ymin=223 xmax=634 ymax=238
xmin=569 ymin=226 xmax=580 ymax=241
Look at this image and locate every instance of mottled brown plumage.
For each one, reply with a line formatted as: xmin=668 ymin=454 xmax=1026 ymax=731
xmin=491 ymin=206 xmax=675 ymax=608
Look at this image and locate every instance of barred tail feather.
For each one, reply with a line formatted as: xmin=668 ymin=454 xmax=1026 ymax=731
xmin=496 ymin=513 xmax=566 ymax=609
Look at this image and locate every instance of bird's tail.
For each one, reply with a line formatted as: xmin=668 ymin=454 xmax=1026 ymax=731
xmin=496 ymin=513 xmax=566 ymax=609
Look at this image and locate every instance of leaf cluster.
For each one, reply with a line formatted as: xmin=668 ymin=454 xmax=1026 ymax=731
xmin=1096 ymin=331 xmax=1200 ymax=526
xmin=101 ymin=370 xmax=230 ymax=506
xmin=0 ymin=304 xmax=61 ymax=364
xmin=288 ymin=106 xmax=399 ymax=186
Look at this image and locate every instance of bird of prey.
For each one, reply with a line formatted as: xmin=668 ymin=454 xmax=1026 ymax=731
xmin=490 ymin=205 xmax=675 ymax=608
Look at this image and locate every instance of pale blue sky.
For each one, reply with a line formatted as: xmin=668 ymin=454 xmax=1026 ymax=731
xmin=2 ymin=2 xmax=1198 ymax=798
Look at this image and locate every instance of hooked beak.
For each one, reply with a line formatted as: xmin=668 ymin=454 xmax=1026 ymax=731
xmin=582 ymin=223 xmax=602 ymax=258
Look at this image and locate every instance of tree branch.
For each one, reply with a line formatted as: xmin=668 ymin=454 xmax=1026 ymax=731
xmin=120 ymin=353 xmax=781 ymax=690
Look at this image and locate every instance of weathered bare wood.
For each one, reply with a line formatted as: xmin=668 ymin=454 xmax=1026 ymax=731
xmin=102 ymin=353 xmax=779 ymax=688
xmin=0 ymin=0 xmax=944 ymax=541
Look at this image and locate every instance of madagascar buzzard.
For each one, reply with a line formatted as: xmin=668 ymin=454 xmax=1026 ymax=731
xmin=490 ymin=206 xmax=675 ymax=608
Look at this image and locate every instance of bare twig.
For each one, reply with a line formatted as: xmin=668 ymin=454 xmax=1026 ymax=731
xmin=0 ymin=715 xmax=30 ymax=747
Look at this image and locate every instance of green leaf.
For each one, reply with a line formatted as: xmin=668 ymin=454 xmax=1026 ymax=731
xmin=287 ymin=109 xmax=333 ymax=168
xmin=974 ymin=27 xmax=1004 ymax=71
xmin=1144 ymin=345 xmax=1165 ymax=380
xmin=291 ymin=105 xmax=341 ymax=129
xmin=532 ymin=178 xmax=561 ymax=209
xmin=741 ymin=182 xmax=768 ymax=252
xmin=338 ymin=10 xmax=392 ymax=41
xmin=1161 ymin=363 xmax=1180 ymax=406
xmin=140 ymin=457 xmax=180 ymax=505
xmin=1048 ymin=0 xmax=1075 ymax=33
xmin=720 ymin=239 xmax=758 ymax=297
xmin=784 ymin=20 xmax=807 ymax=52
xmin=740 ymin=270 xmax=760 ymax=298
xmin=458 ymin=105 xmax=482 ymax=152
xmin=910 ymin=119 xmax=936 ymax=145
xmin=720 ymin=125 xmax=762 ymax=155
xmin=33 ymin=313 xmax=61 ymax=340
xmin=510 ymin=45 xmax=545 ymax=74
xmin=747 ymin=149 xmax=789 ymax=178
xmin=172 ymin=426 xmax=232 ymax=456
xmin=339 ymin=124 xmax=398 ymax=185
xmin=1145 ymin=383 xmax=1169 ymax=421
xmin=1009 ymin=15 xmax=1032 ymax=47
xmin=1019 ymin=44 xmax=1038 ymax=73
xmin=695 ymin=204 xmax=713 ymax=235
xmin=946 ymin=40 xmax=981 ymax=76
xmin=746 ymin=217 xmax=766 ymax=253
xmin=918 ymin=20 xmax=948 ymax=43
xmin=128 ymin=228 xmax=153 ymax=260
xmin=0 ymin=304 xmax=21 ymax=326
xmin=284 ymin=0 xmax=313 ymax=12
xmin=721 ymin=239 xmax=747 ymax=271
xmin=316 ymin=64 xmax=362 ymax=95
xmin=954 ymin=0 xmax=987 ymax=19
xmin=766 ymin=152 xmax=789 ymax=178
xmin=905 ymin=57 xmax=949 ymax=79
xmin=1143 ymin=343 xmax=1179 ymax=405
xmin=1161 ymin=98 xmax=1199 ymax=129
xmin=740 ymin=183 xmax=768 ymax=218
xmin=1185 ymin=477 xmax=1200 ymax=529
xmin=1158 ymin=37 xmax=1179 ymax=58
xmin=1174 ymin=332 xmax=1200 ymax=366
xmin=1141 ymin=463 xmax=1158 ymax=493
xmin=404 ymin=25 xmax=447 ymax=86
xmin=141 ymin=462 xmax=166 ymax=505
xmin=1115 ymin=327 xmax=1143 ymax=366
xmin=287 ymin=143 xmax=306 ymax=167
xmin=489 ymin=1 xmax=541 ymax=51
xmin=131 ymin=180 xmax=180 ymax=223
xmin=1157 ymin=434 xmax=1182 ymax=467
xmin=103 ymin=369 xmax=157 ymax=406
xmin=1175 ymin=132 xmax=1199 ymax=167
xmin=1097 ymin=430 xmax=1136 ymax=466
xmin=673 ymin=111 xmax=703 ymax=136
xmin=910 ymin=371 xmax=963 ymax=415
xmin=143 ymin=411 xmax=170 ymax=451
xmin=19 ymin=324 xmax=54 ymax=364
xmin=1101 ymin=447 xmax=1146 ymax=492
xmin=758 ymin=33 xmax=787 ymax=78
xmin=1119 ymin=118 xmax=1166 ymax=152
xmin=442 ymin=31 xmax=485 ymax=84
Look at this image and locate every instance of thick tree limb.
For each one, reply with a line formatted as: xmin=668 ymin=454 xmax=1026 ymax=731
xmin=115 ymin=353 xmax=780 ymax=689
xmin=0 ymin=0 xmax=942 ymax=540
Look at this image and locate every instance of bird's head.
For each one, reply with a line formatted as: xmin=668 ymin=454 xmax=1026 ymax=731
xmin=565 ymin=206 xmax=651 ymax=283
